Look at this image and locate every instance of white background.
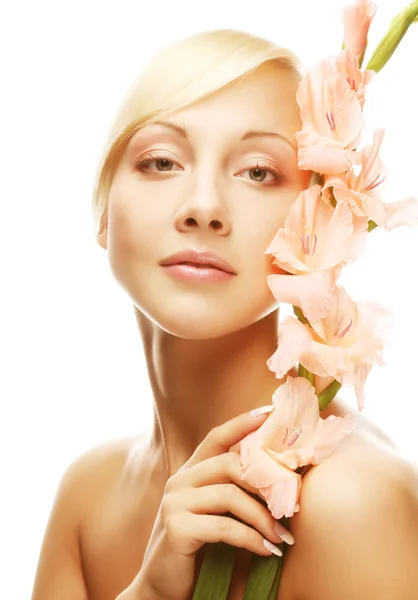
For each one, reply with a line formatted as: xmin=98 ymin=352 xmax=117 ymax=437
xmin=1 ymin=0 xmax=418 ymax=597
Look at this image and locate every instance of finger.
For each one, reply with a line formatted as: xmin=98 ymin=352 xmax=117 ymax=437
xmin=171 ymin=484 xmax=287 ymax=546
xmin=167 ymin=453 xmax=295 ymax=545
xmin=181 ymin=406 xmax=275 ymax=469
xmin=166 ymin=512 xmax=282 ymax=558
xmin=170 ymin=452 xmax=260 ymax=497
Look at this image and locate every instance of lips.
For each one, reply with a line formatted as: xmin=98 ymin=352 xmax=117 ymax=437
xmin=179 ymin=261 xmax=219 ymax=269
xmin=160 ymin=249 xmax=236 ymax=274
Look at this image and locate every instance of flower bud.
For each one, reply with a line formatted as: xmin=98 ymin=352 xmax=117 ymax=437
xmin=365 ymin=0 xmax=418 ymax=73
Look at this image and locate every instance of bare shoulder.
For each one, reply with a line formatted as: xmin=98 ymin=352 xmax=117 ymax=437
xmin=61 ymin=431 xmax=151 ymax=518
xmin=280 ymin=398 xmax=418 ymax=600
xmin=31 ymin=433 xmax=149 ymax=600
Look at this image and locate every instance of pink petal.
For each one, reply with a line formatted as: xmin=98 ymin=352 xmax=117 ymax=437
xmin=343 ymin=361 xmax=371 ymax=412
xmin=244 ymin=377 xmax=320 ymax=455
xmin=319 ymin=200 xmax=368 ymax=270
xmin=309 ymin=282 xmax=359 ymax=343
xmin=240 ymin=377 xmax=321 ymax=466
xmin=364 ymin=195 xmax=418 ymax=231
xmin=323 ymin=172 xmax=349 ymax=191
xmin=284 ymin=185 xmax=362 ymax=272
xmin=265 ymin=228 xmax=312 ymax=275
xmin=296 ymin=63 xmax=364 ymax=146
xmin=239 ymin=438 xmax=284 ymax=488
xmin=310 ymin=413 xmax=356 ymax=463
xmin=266 ymin=317 xmax=313 ymax=379
xmin=313 ymin=373 xmax=335 ymax=395
xmin=343 ymin=0 xmax=377 ymax=59
xmin=300 ymin=287 xmax=394 ymax=411
xmin=335 ymin=49 xmax=375 ymax=108
xmin=260 ymin=475 xmax=302 ymax=519
xmin=355 ymin=299 xmax=395 ymax=353
xmin=265 ymin=445 xmax=314 ymax=471
xmin=355 ymin=128 xmax=386 ymax=195
xmin=299 ymin=341 xmax=347 ymax=379
xmin=331 ymin=185 xmax=368 ymax=218
xmin=269 ymin=377 xmax=320 ymax=447
xmin=284 ymin=184 xmax=324 ymax=236
xmin=296 ymin=131 xmax=360 ymax=174
xmin=267 ymin=269 xmax=337 ymax=323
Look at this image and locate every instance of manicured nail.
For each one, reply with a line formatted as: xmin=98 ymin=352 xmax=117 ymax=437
xmin=249 ymin=405 xmax=275 ymax=417
xmin=263 ymin=538 xmax=283 ymax=557
xmin=274 ymin=522 xmax=295 ymax=545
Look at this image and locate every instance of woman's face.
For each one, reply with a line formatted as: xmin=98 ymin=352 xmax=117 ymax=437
xmin=100 ymin=61 xmax=311 ymax=339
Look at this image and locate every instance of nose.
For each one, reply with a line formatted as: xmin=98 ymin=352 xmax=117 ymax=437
xmin=181 ymin=216 xmax=225 ymax=231
xmin=174 ymin=177 xmax=232 ymax=235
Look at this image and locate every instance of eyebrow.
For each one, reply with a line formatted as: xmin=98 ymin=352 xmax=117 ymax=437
xmin=140 ymin=119 xmax=297 ymax=152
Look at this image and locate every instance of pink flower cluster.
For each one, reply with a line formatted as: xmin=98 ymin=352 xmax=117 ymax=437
xmin=238 ymin=0 xmax=418 ymax=521
xmin=265 ymin=0 xmax=418 ymax=412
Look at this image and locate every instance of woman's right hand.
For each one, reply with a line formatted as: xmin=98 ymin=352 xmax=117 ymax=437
xmin=126 ymin=407 xmax=295 ymax=600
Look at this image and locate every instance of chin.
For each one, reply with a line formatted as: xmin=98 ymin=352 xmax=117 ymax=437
xmin=141 ymin=312 xmax=249 ymax=340
xmin=135 ymin=297 xmax=280 ymax=341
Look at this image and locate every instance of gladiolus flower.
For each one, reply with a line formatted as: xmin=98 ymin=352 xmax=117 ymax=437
xmin=342 ymin=0 xmax=377 ymax=64
xmin=325 ymin=129 xmax=418 ymax=231
xmin=266 ymin=286 xmax=394 ymax=411
xmin=335 ymin=50 xmax=375 ymax=108
xmin=265 ymin=184 xmax=368 ymax=322
xmin=295 ymin=49 xmax=373 ymax=174
xmin=239 ymin=377 xmax=355 ymax=519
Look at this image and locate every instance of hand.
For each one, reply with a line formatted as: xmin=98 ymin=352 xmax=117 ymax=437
xmin=127 ymin=408 xmax=294 ymax=600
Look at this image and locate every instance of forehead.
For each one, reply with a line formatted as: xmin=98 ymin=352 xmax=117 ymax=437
xmin=139 ymin=63 xmax=302 ymax=145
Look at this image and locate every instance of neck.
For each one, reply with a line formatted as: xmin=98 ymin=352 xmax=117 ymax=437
xmin=134 ymin=307 xmax=293 ymax=478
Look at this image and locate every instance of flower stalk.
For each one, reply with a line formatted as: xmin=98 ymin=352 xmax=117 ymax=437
xmin=365 ymin=0 xmax=418 ymax=73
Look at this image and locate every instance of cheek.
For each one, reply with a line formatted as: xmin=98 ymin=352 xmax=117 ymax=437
xmin=244 ymin=207 xmax=288 ymax=262
xmin=108 ymin=180 xmax=168 ymax=262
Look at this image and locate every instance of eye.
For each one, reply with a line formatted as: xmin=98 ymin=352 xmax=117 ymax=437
xmin=237 ymin=161 xmax=285 ymax=185
xmin=134 ymin=153 xmax=286 ymax=185
xmin=135 ymin=152 xmax=182 ymax=172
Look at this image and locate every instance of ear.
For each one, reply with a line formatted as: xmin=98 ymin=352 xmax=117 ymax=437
xmin=96 ymin=207 xmax=108 ymax=250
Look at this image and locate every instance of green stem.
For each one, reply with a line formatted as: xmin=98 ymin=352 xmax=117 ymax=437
xmin=317 ymin=380 xmax=343 ymax=410
xmin=298 ymin=363 xmax=314 ymax=384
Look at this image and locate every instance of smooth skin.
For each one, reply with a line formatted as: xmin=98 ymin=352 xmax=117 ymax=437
xmin=125 ymin=409 xmax=288 ymax=600
xmin=31 ymin=60 xmax=418 ymax=600
xmin=96 ymin=60 xmax=312 ymax=479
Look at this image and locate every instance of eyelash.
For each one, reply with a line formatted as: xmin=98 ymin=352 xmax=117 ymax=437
xmin=134 ymin=151 xmax=286 ymax=185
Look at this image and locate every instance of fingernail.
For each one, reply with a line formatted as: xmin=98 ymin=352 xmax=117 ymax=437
xmin=263 ymin=538 xmax=283 ymax=557
xmin=273 ymin=522 xmax=295 ymax=545
xmin=249 ymin=405 xmax=275 ymax=417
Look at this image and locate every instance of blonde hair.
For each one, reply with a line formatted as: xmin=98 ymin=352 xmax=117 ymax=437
xmin=91 ymin=28 xmax=310 ymax=237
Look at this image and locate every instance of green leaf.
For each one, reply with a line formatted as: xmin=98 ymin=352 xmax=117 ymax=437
xmin=243 ymin=516 xmax=290 ymax=599
xmin=267 ymin=551 xmax=287 ymax=600
xmin=242 ymin=552 xmax=281 ymax=599
xmin=192 ymin=542 xmax=236 ymax=600
xmin=368 ymin=219 xmax=378 ymax=232
xmin=365 ymin=0 xmax=418 ymax=73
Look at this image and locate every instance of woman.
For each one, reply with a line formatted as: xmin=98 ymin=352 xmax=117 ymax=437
xmin=31 ymin=28 xmax=418 ymax=600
